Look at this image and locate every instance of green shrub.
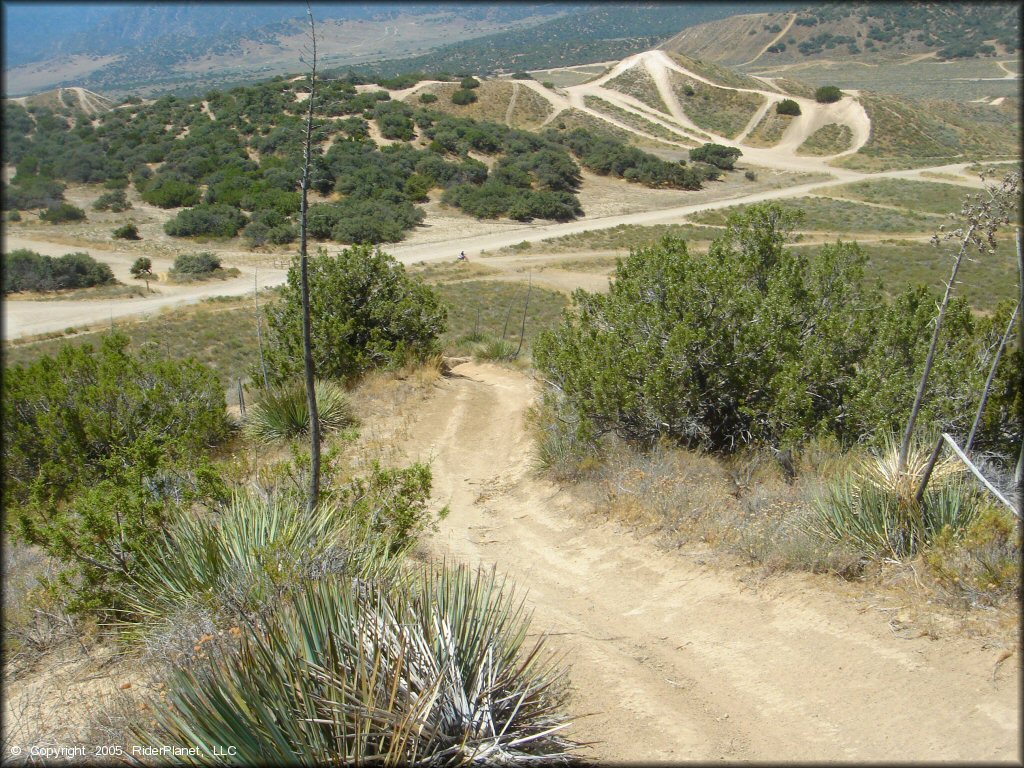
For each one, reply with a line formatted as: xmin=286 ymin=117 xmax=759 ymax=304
xmin=7 ymin=209 xmax=21 ymax=222
xmin=460 ymin=76 xmax=480 ymax=89
xmin=815 ymin=85 xmax=843 ymax=103
xmin=129 ymin=257 xmax=152 ymax=277
xmin=262 ymin=244 xmax=447 ymax=383
xmin=533 ymin=203 xmax=1020 ymax=455
xmin=2 ymin=333 xmax=229 ymax=613
xmin=924 ymin=506 xmax=1020 ymax=604
xmin=93 ymin=189 xmax=131 ymax=212
xmin=452 ymin=88 xmax=478 ymax=105
xmin=245 ymin=380 xmax=355 ymax=442
xmin=164 ymin=204 xmax=247 ymax=238
xmin=242 ymin=208 xmax=296 ymax=247
xmin=2 ymin=249 xmax=114 ymax=292
xmin=171 ymin=251 xmax=221 ymax=275
xmin=140 ymin=564 xmax=574 ymax=764
xmin=113 ymin=222 xmax=141 ymax=240
xmin=418 ymin=92 xmax=439 ymax=104
xmin=776 ymin=98 xmax=801 ymax=116
xmin=689 ymin=143 xmax=742 ymax=170
xmin=533 ymin=204 xmax=878 ymax=452
xmin=39 ymin=202 xmax=85 ymax=223
xmin=140 ymin=176 xmax=200 ymax=208
xmin=2 ymin=175 xmax=65 ymax=209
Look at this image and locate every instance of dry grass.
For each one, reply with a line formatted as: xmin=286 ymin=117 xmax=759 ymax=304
xmin=744 ymin=110 xmax=796 ymax=147
xmin=4 ymin=283 xmax=148 ymax=302
xmin=583 ymin=95 xmax=692 ymax=144
xmin=832 ymin=92 xmax=1020 ymax=171
xmin=825 ymin=178 xmax=982 ymax=214
xmin=413 ymin=81 xmax=519 ymax=125
xmin=603 ymin=66 xmax=670 ymax=114
xmin=667 ymin=70 xmax=765 ymax=140
xmin=691 ymin=195 xmax=940 ymax=234
xmin=575 ymin=440 xmax=867 ymax=578
xmin=550 ymin=108 xmax=679 ymax=150
xmin=797 ymin=123 xmax=854 ymax=155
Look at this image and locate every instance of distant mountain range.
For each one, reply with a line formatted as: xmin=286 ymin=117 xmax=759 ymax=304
xmin=3 ymin=2 xmax=1017 ymax=98
xmin=3 ymin=2 xmax=791 ymax=97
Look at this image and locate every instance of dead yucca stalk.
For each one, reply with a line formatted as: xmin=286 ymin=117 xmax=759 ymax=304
xmin=855 ymin=432 xmax=963 ymax=504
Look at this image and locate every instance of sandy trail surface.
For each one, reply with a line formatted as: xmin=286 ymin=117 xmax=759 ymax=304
xmin=400 ymin=361 xmax=1020 ymax=762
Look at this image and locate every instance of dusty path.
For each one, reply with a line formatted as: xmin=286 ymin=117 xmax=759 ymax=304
xmin=401 ymin=361 xmax=1020 ymax=762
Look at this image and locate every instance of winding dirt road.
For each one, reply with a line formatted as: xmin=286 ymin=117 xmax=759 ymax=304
xmin=401 ymin=361 xmax=1019 ymax=762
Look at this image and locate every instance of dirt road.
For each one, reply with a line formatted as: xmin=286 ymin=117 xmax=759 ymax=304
xmin=402 ymin=361 xmax=1020 ymax=762
xmin=2 ymin=157 xmax=986 ymax=342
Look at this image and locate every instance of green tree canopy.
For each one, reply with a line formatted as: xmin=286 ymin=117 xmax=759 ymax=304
xmin=262 ymin=245 xmax=447 ymax=383
xmin=3 ymin=333 xmax=229 ymax=611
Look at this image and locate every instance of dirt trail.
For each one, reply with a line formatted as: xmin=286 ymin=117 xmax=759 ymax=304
xmin=739 ymin=13 xmax=797 ymax=68
xmin=401 ymin=361 xmax=1020 ymax=762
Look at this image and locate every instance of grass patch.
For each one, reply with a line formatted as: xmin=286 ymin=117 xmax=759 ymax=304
xmin=527 ymin=67 xmax=603 ymax=88
xmin=166 ymin=266 xmax=241 ymax=283
xmin=691 ymin=196 xmax=940 ymax=234
xmin=415 ymin=80 xmax=549 ymax=128
xmin=744 ymin=110 xmax=796 ymax=147
xmin=507 ymin=83 xmax=555 ymax=129
xmin=825 ymin=178 xmax=981 ymax=215
xmin=789 ymin=236 xmax=1018 ymax=311
xmin=539 ymin=256 xmax=620 ymax=274
xmin=583 ymin=95 xmax=692 ymax=143
xmin=603 ymin=66 xmax=670 ymax=114
xmin=407 ymin=260 xmax=501 ymax=283
xmin=549 ymin=108 xmax=677 ymax=150
xmin=668 ymin=52 xmax=768 ymax=91
xmin=748 ymin=58 xmax=1019 ymax=102
xmin=4 ymin=283 xmax=148 ymax=301
xmin=434 ymin=279 xmax=568 ymax=358
xmin=3 ymin=297 xmax=264 ymax=406
xmin=832 ymin=92 xmax=1020 ymax=171
xmin=667 ymin=70 xmax=765 ymax=139
xmin=797 ymin=123 xmax=853 ymax=155
xmin=525 ymin=222 xmax=722 ymax=253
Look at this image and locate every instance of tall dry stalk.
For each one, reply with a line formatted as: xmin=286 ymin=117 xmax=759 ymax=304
xmin=299 ymin=3 xmax=321 ymax=513
xmin=898 ymin=170 xmax=1020 ymax=471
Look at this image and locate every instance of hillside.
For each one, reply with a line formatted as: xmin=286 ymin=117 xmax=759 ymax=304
xmin=662 ymin=3 xmax=1020 ymax=66
xmin=4 ymin=2 xmax=788 ymax=98
xmin=3 ymin=4 xmax=570 ymax=97
xmin=6 ymin=87 xmax=114 ymax=116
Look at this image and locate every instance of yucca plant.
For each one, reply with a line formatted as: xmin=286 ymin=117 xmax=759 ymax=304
xmin=139 ymin=565 xmax=576 ymax=765
xmin=475 ymin=336 xmax=517 ymax=362
xmin=119 ymin=490 xmax=399 ymax=636
xmin=813 ymin=434 xmax=982 ymax=558
xmin=245 ymin=379 xmax=354 ymax=442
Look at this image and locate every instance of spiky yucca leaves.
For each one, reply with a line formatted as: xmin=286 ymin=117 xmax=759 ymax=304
xmin=140 ymin=565 xmax=575 ymax=765
xmin=120 ymin=491 xmax=399 ymax=636
xmin=245 ymin=379 xmax=354 ymax=442
xmin=814 ymin=435 xmax=982 ymax=558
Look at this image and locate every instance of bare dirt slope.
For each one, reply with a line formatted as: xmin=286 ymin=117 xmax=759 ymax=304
xmin=400 ymin=361 xmax=1020 ymax=763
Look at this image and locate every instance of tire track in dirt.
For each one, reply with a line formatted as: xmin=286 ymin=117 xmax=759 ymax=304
xmin=399 ymin=361 xmax=1020 ymax=762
